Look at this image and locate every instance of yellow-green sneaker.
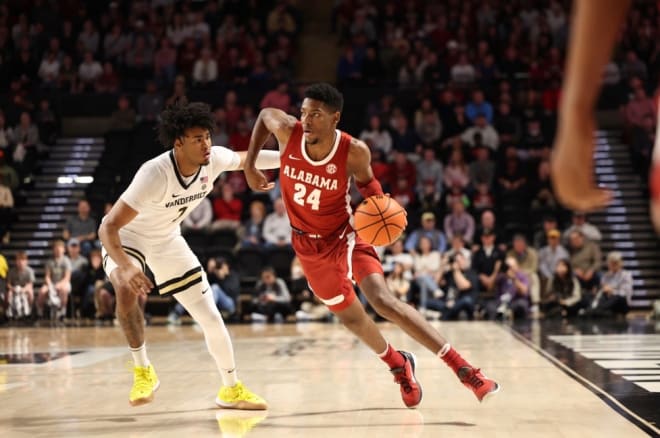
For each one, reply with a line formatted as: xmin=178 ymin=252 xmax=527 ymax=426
xmin=129 ymin=364 xmax=160 ymax=406
xmin=216 ymin=411 xmax=268 ymax=437
xmin=215 ymin=381 xmax=268 ymax=410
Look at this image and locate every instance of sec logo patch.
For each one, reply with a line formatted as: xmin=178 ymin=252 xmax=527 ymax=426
xmin=326 ymin=163 xmax=337 ymax=174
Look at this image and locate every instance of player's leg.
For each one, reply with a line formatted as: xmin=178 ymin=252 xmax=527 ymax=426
xmin=155 ymin=237 xmax=266 ymax=409
xmin=294 ymin=237 xmax=422 ymax=408
xmin=55 ymin=283 xmax=70 ymax=319
xmin=173 ymin=285 xmax=266 ymax=410
xmin=103 ymin=243 xmax=159 ymax=407
xmin=36 ymin=284 xmax=48 ymax=317
xmin=550 ymin=0 xmax=630 ymax=211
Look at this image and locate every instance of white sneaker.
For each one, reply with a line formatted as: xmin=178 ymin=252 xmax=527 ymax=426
xmin=167 ymin=312 xmax=181 ymax=325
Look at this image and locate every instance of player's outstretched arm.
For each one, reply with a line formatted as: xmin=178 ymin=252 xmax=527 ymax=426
xmin=550 ymin=0 xmax=630 ymax=211
xmin=98 ymin=200 xmax=154 ymax=296
xmin=347 ymin=138 xmax=384 ymax=198
xmin=245 ymin=108 xmax=297 ymax=192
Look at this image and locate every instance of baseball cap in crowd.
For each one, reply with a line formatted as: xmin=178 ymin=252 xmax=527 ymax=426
xmin=421 ymin=212 xmax=435 ymax=222
xmin=547 ymin=229 xmax=560 ymax=238
xmin=68 ymin=238 xmax=80 ymax=246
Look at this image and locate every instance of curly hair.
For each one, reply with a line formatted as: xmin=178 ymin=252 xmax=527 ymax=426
xmin=157 ymin=101 xmax=215 ymax=149
xmin=304 ymin=83 xmax=344 ymax=113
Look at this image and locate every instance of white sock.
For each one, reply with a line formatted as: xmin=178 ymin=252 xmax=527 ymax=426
xmin=174 ymin=284 xmax=239 ymax=387
xmin=377 ymin=342 xmax=390 ymax=358
xmin=130 ymin=343 xmax=150 ymax=367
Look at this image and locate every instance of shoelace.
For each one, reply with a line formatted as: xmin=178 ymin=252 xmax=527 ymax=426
xmin=391 ymin=368 xmax=413 ymax=394
xmin=461 ymin=368 xmax=484 ymax=389
xmin=133 ymin=367 xmax=154 ymax=392
xmin=228 ymin=384 xmax=262 ymax=402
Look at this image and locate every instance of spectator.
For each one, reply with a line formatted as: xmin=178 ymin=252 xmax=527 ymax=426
xmin=109 ymin=96 xmax=136 ymax=131
xmin=588 ymin=251 xmax=633 ymax=318
xmin=6 ymin=252 xmax=35 ymax=319
xmin=382 ymin=238 xmax=414 ymax=279
xmin=538 ymin=229 xmax=570 ymax=281
xmin=413 ymin=236 xmax=444 ymax=312
xmin=63 ymin=199 xmax=98 ymax=255
xmin=405 ymin=212 xmax=446 ymax=254
xmin=568 ymin=230 xmax=602 ymax=292
xmin=415 ymin=110 xmax=443 ymax=147
xmin=469 ymin=146 xmax=495 ymax=188
xmin=12 ymin=112 xmax=42 ymax=178
xmin=260 ymin=82 xmax=291 ymax=112
xmin=621 ymin=50 xmax=647 ymax=81
xmin=530 ymin=160 xmax=557 ymax=211
xmin=360 ymin=115 xmax=392 ymax=155
xmin=36 ymin=240 xmax=71 ymax=320
xmin=541 ymin=259 xmax=581 ymax=319
xmin=444 ymin=235 xmax=472 ymax=267
xmin=450 ymin=52 xmax=476 ymax=87
xmin=624 ymin=87 xmax=655 ymax=129
xmin=95 ymin=62 xmax=120 ymax=93
xmin=533 ymin=215 xmax=559 ymax=249
xmin=77 ymin=51 xmax=102 ymax=92
xmin=460 ymin=114 xmax=500 ymax=151
xmin=441 ymin=252 xmax=479 ymax=321
xmin=212 ymin=183 xmax=242 ymax=231
xmin=415 ymin=149 xmax=443 ymax=201
xmin=388 ymin=151 xmax=416 ymax=190
xmin=507 ymin=234 xmax=539 ymax=277
xmin=77 ymin=19 xmax=99 ymax=55
xmin=390 ymin=114 xmax=419 ymax=154
xmin=465 ymin=90 xmax=494 ymax=123
xmin=36 ymin=99 xmax=58 ymax=147
xmin=81 ymin=249 xmax=107 ymax=319
xmin=103 ymin=24 xmax=130 ymax=65
xmin=58 ymin=55 xmax=78 ymax=92
xmin=488 ymin=256 xmax=530 ymax=320
xmin=153 ymin=38 xmax=177 ymax=87
xmin=182 ymin=197 xmax=213 ymax=233
xmin=67 ymin=238 xmax=89 ymax=313
xmin=137 ymin=81 xmax=164 ymax=122
xmin=167 ymin=13 xmax=192 ymax=47
xmin=386 ymin=262 xmax=412 ymax=304
xmin=266 ymin=3 xmax=298 ymax=35
xmin=0 ymin=113 xmax=14 ymax=153
xmin=192 ymin=48 xmax=218 ymax=88
xmin=472 ymin=229 xmax=504 ymax=293
xmin=38 ymin=51 xmax=60 ymax=88
xmin=562 ymin=212 xmax=602 ymax=243
xmin=0 ymin=152 xmax=19 ymax=191
xmin=443 ymin=149 xmax=470 ymax=190
xmin=263 ymin=197 xmax=292 ymax=248
xmin=444 ymin=199 xmax=475 ymax=243
xmin=0 ymin=178 xmax=14 ymax=240
xmin=241 ymin=200 xmax=267 ymax=248
xmin=493 ymin=101 xmax=521 ymax=144
xmin=228 ymin=120 xmax=251 ymax=152
xmin=251 ymin=267 xmax=292 ymax=323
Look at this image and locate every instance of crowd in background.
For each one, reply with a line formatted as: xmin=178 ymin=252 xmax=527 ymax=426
xmin=0 ymin=0 xmax=658 ymax=324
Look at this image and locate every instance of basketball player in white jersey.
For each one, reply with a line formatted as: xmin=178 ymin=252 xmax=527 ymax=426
xmin=551 ymin=0 xmax=660 ymax=232
xmin=98 ymin=101 xmax=279 ymax=407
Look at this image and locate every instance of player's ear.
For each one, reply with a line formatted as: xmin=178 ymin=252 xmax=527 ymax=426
xmin=173 ymin=136 xmax=183 ymax=149
xmin=333 ymin=111 xmax=341 ymax=126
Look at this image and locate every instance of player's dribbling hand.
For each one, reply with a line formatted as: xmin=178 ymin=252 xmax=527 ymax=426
xmin=117 ymin=263 xmax=153 ymax=296
xmin=245 ymin=166 xmax=275 ymax=192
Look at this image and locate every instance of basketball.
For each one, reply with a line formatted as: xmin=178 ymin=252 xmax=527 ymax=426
xmin=354 ymin=195 xmax=407 ymax=246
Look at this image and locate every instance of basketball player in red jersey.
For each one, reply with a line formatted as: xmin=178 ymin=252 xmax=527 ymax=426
xmin=244 ymin=83 xmax=499 ymax=408
xmin=551 ymin=0 xmax=660 ymax=231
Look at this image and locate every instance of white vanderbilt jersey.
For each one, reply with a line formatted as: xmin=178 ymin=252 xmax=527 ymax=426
xmin=112 ymin=146 xmax=240 ymax=241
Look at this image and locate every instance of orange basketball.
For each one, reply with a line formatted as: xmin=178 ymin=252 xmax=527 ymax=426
xmin=354 ymin=195 xmax=407 ymax=246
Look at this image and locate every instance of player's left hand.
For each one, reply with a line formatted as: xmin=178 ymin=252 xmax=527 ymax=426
xmin=245 ymin=166 xmax=275 ymax=192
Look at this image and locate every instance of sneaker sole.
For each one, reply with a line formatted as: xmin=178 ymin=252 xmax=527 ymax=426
xmin=479 ymin=382 xmax=501 ymax=404
xmin=403 ymin=352 xmax=423 ymax=409
xmin=129 ymin=380 xmax=160 ymax=407
xmin=215 ymin=398 xmax=268 ymax=410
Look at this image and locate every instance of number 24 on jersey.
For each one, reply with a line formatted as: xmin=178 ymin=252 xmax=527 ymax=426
xmin=293 ymin=183 xmax=321 ymax=211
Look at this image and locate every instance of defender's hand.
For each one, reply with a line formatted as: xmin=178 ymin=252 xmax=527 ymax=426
xmin=245 ymin=166 xmax=275 ymax=192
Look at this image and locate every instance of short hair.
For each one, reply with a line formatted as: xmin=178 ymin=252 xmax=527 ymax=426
xmin=304 ymin=83 xmax=344 ymax=112
xmin=158 ymin=101 xmax=214 ymax=149
xmin=15 ymin=251 xmax=27 ymax=260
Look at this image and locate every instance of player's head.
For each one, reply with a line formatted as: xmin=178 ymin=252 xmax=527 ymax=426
xmin=159 ymin=101 xmax=214 ymax=166
xmin=301 ymin=83 xmax=343 ymax=145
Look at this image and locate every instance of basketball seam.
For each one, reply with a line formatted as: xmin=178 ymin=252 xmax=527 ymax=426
xmin=370 ymin=196 xmax=392 ymax=245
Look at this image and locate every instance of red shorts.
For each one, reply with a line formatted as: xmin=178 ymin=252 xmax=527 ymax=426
xmin=292 ymin=228 xmax=383 ymax=313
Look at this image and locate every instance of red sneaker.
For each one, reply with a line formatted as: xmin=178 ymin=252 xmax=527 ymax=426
xmin=390 ymin=351 xmax=423 ymax=408
xmin=458 ymin=366 xmax=500 ymax=402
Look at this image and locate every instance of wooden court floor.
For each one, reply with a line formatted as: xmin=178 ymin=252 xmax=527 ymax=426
xmin=0 ymin=321 xmax=650 ymax=437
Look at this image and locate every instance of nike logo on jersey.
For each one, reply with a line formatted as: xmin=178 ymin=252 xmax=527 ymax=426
xmin=172 ymin=193 xmax=181 ymax=198
xmin=288 ymin=154 xmax=302 ymax=161
xmin=202 ymin=288 xmax=209 ymax=294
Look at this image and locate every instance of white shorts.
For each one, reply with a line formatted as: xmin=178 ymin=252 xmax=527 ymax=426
xmin=101 ymin=232 xmax=204 ymax=296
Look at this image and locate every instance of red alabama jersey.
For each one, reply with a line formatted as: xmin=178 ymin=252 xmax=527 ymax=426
xmin=280 ymin=122 xmax=352 ymax=236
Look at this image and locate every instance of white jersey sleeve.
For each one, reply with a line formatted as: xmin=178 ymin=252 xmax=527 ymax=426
xmin=120 ymin=161 xmax=167 ymax=212
xmin=211 ymin=146 xmax=240 ymax=179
